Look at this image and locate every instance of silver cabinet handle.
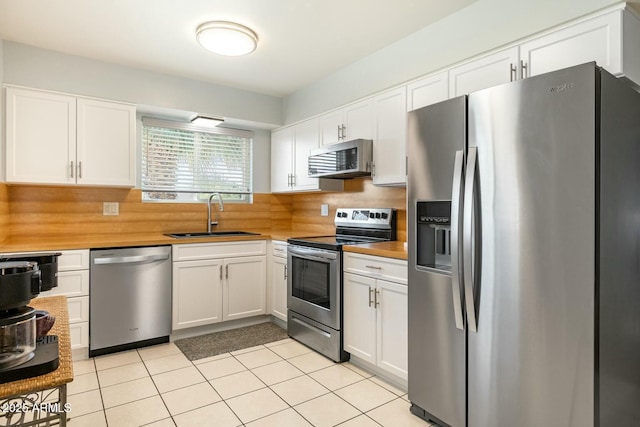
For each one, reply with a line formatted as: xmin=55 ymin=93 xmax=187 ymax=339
xmin=341 ymin=124 xmax=346 ymax=140
xmin=337 ymin=125 xmax=342 ymax=140
xmin=520 ymin=60 xmax=528 ymax=79
xmin=94 ymin=253 xmax=169 ymax=265
xmin=291 ymin=174 xmax=295 ymax=187
xmin=450 ymin=150 xmax=465 ymax=331
xmin=78 ymin=161 xmax=82 ymax=179
xmin=368 ymin=287 xmax=373 ymax=307
xmin=463 ymin=146 xmax=480 ymax=333
xmin=374 ymin=289 xmax=380 ymax=308
xmin=219 ymin=265 xmax=223 ymax=281
xmin=365 ymin=265 xmax=382 ymax=270
xmin=284 ymin=265 xmax=288 ymax=280
xmin=510 ymin=63 xmax=517 ymax=81
xmin=70 ymin=161 xmax=74 ymax=178
xmin=225 ymin=264 xmax=229 ymax=280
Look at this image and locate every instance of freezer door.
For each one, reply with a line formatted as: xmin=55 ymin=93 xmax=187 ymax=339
xmin=407 ymin=97 xmax=466 ymax=427
xmin=467 ymin=63 xmax=596 ymax=426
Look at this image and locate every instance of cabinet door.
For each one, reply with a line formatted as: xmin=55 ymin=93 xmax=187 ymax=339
xmin=407 ymin=71 xmax=449 ymax=111
xmin=271 ymin=256 xmax=288 ymax=322
xmin=224 ymin=256 xmax=266 ymax=321
xmin=344 ymin=99 xmax=373 ymax=141
xmin=343 ymin=273 xmax=377 ymax=364
xmin=449 ymin=47 xmax=519 ymax=97
xmin=372 ymin=87 xmax=407 ymax=186
xmin=76 ymin=98 xmax=136 ymax=187
xmin=376 ymin=279 xmax=408 ymax=380
xmin=292 ymin=118 xmax=320 ymax=191
xmin=319 ymin=110 xmax=345 ymax=146
xmin=271 ymin=127 xmax=293 ymax=192
xmin=172 ymin=259 xmax=223 ymax=330
xmin=5 ymin=87 xmax=75 ymax=184
xmin=520 ymin=12 xmax=621 ymax=79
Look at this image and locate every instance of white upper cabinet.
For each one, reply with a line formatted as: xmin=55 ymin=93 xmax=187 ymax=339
xmin=449 ymin=7 xmax=640 ymax=97
xmin=406 ymin=71 xmax=449 ymax=112
xmin=319 ymin=99 xmax=373 ymax=146
xmin=372 ymin=87 xmax=407 ymax=186
xmin=519 ymin=10 xmax=637 ymax=81
xmin=5 ymin=86 xmax=136 ymax=187
xmin=292 ymin=118 xmax=322 ymax=191
xmin=76 ymin=98 xmax=136 ymax=186
xmin=271 ymin=118 xmax=343 ymax=193
xmin=449 ymin=47 xmax=520 ymax=97
xmin=270 ymin=127 xmax=294 ymax=193
xmin=6 ymin=88 xmax=76 ymax=185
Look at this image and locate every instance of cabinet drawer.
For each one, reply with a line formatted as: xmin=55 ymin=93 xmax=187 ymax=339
xmin=69 ymin=322 xmax=89 ymax=350
xmin=67 ymin=296 xmax=89 ymax=324
xmin=58 ymin=249 xmax=90 ymax=271
xmin=173 ymin=240 xmax=266 ymax=261
xmin=272 ymin=241 xmax=288 ymax=259
xmin=45 ymin=270 xmax=89 ymax=297
xmin=344 ymin=253 xmax=407 ymax=284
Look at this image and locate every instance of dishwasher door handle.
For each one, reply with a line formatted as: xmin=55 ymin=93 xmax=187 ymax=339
xmin=93 ymin=253 xmax=170 ymax=265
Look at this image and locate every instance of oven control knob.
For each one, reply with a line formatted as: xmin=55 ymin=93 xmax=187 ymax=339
xmin=381 ymin=212 xmax=388 ymax=219
xmin=369 ymin=213 xmax=375 ymax=219
xmin=375 ymin=213 xmax=381 ymax=219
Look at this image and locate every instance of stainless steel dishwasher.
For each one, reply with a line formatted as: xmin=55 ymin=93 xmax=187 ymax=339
xmin=89 ymin=246 xmax=171 ymax=357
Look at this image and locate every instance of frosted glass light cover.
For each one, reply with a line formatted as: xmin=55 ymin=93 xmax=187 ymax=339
xmin=196 ymin=21 xmax=258 ymax=56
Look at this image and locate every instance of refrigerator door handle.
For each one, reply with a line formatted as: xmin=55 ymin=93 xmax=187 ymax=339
xmin=450 ymin=149 xmax=465 ymax=330
xmin=463 ymin=146 xmax=480 ymax=332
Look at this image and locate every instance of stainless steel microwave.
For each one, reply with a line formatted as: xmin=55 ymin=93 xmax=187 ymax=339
xmin=307 ymin=139 xmax=373 ymax=179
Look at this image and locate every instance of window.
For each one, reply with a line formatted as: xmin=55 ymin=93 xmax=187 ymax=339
xmin=141 ymin=118 xmax=253 ymax=203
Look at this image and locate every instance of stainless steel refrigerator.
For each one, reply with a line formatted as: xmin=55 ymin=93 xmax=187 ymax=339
xmin=407 ymin=62 xmax=640 ymax=427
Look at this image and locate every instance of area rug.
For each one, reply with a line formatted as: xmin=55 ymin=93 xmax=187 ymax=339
xmin=174 ymin=322 xmax=289 ymax=361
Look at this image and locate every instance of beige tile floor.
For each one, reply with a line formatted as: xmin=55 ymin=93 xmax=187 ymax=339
xmin=66 ymin=338 xmax=434 ymax=427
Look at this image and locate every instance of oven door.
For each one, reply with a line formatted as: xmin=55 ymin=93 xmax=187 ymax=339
xmin=287 ymin=245 xmax=340 ymax=330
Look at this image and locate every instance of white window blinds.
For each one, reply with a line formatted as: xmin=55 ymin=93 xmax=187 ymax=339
xmin=141 ymin=118 xmax=253 ymax=202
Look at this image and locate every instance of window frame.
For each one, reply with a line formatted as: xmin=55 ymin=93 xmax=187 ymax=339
xmin=141 ymin=117 xmax=254 ymax=204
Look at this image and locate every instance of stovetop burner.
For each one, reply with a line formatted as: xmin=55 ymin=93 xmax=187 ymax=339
xmin=288 ymin=208 xmax=396 ymax=251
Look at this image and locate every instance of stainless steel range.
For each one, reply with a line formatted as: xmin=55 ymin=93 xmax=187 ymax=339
xmin=287 ymin=208 xmax=396 ymax=362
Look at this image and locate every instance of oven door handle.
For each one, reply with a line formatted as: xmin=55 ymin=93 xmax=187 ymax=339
xmin=288 ymin=246 xmax=337 ymax=262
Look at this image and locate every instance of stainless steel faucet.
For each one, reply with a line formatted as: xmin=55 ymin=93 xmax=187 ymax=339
xmin=207 ymin=192 xmax=224 ymax=232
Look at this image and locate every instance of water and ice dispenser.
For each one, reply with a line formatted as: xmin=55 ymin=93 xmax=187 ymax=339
xmin=416 ymin=201 xmax=452 ymax=271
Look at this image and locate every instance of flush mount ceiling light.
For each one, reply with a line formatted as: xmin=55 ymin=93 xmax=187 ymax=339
xmin=196 ymin=21 xmax=258 ymax=56
xmin=191 ymin=115 xmax=224 ymax=127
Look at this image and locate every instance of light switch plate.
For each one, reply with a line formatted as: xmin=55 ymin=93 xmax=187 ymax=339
xmin=103 ymin=202 xmax=119 ymax=216
xmin=321 ymin=204 xmax=329 ymax=216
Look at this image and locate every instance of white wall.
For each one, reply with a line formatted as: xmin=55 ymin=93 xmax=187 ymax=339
xmin=3 ymin=41 xmax=274 ymax=192
xmin=2 ymin=42 xmax=282 ymax=128
xmin=283 ymin=0 xmax=623 ymax=124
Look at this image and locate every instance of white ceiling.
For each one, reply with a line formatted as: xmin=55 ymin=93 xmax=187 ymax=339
xmin=0 ymin=0 xmax=475 ymax=97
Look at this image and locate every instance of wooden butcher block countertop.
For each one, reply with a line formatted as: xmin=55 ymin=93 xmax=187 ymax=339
xmin=343 ymin=241 xmax=408 ymax=260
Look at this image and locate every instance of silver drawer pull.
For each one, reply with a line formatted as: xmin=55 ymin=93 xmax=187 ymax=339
xmin=365 ymin=265 xmax=382 ymax=270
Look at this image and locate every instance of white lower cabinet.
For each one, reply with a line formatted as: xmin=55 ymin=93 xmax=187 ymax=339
xmin=224 ymin=256 xmax=267 ymax=321
xmin=343 ymin=252 xmax=408 ymax=381
xmin=40 ymin=249 xmax=90 ymax=352
xmin=172 ymin=259 xmax=223 ymax=329
xmin=269 ymin=241 xmax=288 ymax=322
xmin=172 ymin=241 xmax=267 ymax=330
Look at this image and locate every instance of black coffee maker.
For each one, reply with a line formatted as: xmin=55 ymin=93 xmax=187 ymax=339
xmin=0 ymin=253 xmax=61 ymax=383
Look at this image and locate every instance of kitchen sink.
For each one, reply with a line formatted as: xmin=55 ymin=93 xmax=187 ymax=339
xmin=164 ymin=231 xmax=260 ymax=239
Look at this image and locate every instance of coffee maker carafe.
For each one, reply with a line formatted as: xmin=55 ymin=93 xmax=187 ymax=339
xmin=0 ymin=253 xmax=61 ymax=382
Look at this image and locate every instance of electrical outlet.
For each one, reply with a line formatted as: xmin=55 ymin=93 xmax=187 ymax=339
xmin=321 ymin=204 xmax=329 ymax=216
xmin=103 ymin=202 xmax=119 ymax=216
